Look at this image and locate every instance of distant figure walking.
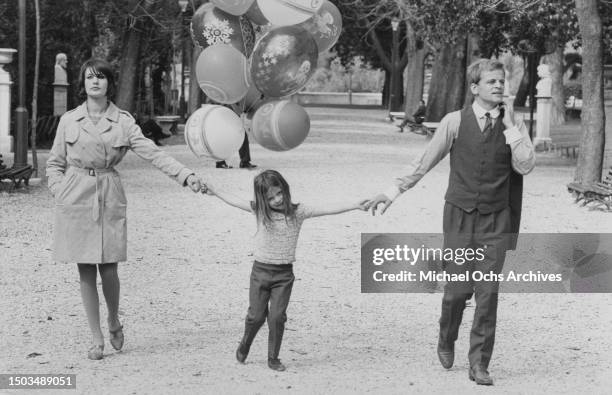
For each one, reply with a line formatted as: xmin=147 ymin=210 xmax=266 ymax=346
xmin=398 ymin=99 xmax=426 ymax=132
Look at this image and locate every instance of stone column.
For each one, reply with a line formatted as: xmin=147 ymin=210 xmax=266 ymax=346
xmin=0 ymin=48 xmax=16 ymax=154
xmin=534 ymin=64 xmax=552 ymax=150
xmin=53 ymin=82 xmax=69 ymax=116
xmin=53 ymin=53 xmax=69 ymax=116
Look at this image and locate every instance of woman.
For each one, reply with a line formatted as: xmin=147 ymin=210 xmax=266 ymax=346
xmin=46 ymin=59 xmax=201 ymax=360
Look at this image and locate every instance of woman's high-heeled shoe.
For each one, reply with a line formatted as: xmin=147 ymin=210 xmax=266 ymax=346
xmin=87 ymin=344 xmax=104 ymax=360
xmin=109 ymin=325 xmax=124 ymax=351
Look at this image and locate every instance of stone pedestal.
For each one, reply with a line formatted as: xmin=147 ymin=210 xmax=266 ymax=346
xmin=0 ymin=48 xmax=16 ymax=154
xmin=53 ymin=83 xmax=69 ymax=116
xmin=534 ymin=96 xmax=552 ymax=150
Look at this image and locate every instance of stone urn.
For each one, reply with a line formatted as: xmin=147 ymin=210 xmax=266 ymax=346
xmin=0 ymin=48 xmax=17 ymax=82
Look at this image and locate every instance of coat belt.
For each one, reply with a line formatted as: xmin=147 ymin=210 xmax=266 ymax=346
xmin=68 ymin=167 xmax=117 ymax=221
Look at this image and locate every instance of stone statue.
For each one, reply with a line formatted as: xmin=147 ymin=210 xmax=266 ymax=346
xmin=535 ymin=64 xmax=552 ymax=98
xmin=54 ymin=53 xmax=68 ymax=85
xmin=534 ymin=64 xmax=552 ymax=149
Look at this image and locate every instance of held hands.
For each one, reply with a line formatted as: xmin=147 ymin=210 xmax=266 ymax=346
xmin=365 ymin=194 xmax=393 ymax=216
xmin=186 ymin=174 xmax=201 ymax=193
xmin=199 ymin=180 xmax=215 ymax=196
xmin=356 ymin=199 xmax=371 ymax=211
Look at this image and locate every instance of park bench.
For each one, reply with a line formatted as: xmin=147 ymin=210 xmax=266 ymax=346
xmin=567 ymin=167 xmax=612 ymax=211
xmin=565 ymin=96 xmax=582 ymax=119
xmin=388 ymin=111 xmax=405 ymax=122
xmin=0 ymin=163 xmax=34 ymax=192
xmin=553 ymin=142 xmax=579 ymax=159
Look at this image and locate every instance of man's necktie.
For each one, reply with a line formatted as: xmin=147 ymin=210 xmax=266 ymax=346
xmin=483 ymin=112 xmax=492 ymax=136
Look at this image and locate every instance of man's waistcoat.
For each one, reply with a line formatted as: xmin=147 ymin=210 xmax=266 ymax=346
xmin=444 ymin=106 xmax=512 ymax=213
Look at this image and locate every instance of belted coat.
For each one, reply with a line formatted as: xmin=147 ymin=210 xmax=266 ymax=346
xmin=46 ymin=102 xmax=193 ymax=263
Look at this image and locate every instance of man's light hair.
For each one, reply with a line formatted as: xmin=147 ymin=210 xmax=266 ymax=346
xmin=467 ymin=59 xmax=504 ymax=85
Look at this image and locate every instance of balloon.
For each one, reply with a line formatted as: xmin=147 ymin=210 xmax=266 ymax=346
xmin=251 ymin=100 xmax=310 ymax=151
xmin=250 ymin=26 xmax=318 ymax=98
xmin=190 ymin=3 xmax=256 ymax=56
xmin=245 ymin=0 xmax=268 ymax=25
xmin=296 ymin=0 xmax=342 ymax=53
xmin=195 ymin=44 xmax=250 ymax=104
xmin=257 ymin=0 xmax=323 ymax=26
xmin=210 ymin=0 xmax=254 ymax=16
xmin=185 ymin=104 xmax=245 ymax=160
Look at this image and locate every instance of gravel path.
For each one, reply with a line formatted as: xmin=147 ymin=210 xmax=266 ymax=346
xmin=1 ymin=107 xmax=611 ymax=394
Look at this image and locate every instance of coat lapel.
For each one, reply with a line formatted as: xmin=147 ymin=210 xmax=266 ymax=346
xmin=99 ymin=102 xmax=120 ymax=134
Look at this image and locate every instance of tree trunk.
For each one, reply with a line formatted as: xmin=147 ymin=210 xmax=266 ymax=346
xmin=514 ymin=59 xmax=530 ymax=107
xmin=542 ymin=46 xmax=566 ymax=126
xmin=381 ymin=70 xmax=390 ymax=108
xmin=574 ymin=0 xmax=605 ymax=184
xmin=403 ymin=22 xmax=427 ymax=118
xmin=426 ymin=38 xmax=468 ymax=122
xmin=30 ymin=0 xmax=40 ymax=177
xmin=189 ymin=44 xmax=203 ymax=115
xmin=115 ymin=0 xmax=157 ymax=113
xmin=368 ymin=28 xmax=406 ymax=111
xmin=463 ymin=33 xmax=482 ymax=108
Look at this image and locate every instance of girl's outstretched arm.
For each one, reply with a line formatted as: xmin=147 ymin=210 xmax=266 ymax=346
xmin=309 ymin=199 xmax=369 ymax=218
xmin=202 ymin=182 xmax=252 ymax=212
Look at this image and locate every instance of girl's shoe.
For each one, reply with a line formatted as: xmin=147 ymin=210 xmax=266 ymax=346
xmin=267 ymin=358 xmax=286 ymax=371
xmin=87 ymin=344 xmax=104 ymax=360
xmin=109 ymin=325 xmax=124 ymax=351
xmin=236 ymin=341 xmax=249 ymax=363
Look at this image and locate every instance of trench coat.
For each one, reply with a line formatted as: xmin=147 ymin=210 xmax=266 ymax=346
xmin=46 ymin=102 xmax=194 ymax=263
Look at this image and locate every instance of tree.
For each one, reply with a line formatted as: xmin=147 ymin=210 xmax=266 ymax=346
xmin=573 ymin=0 xmax=605 ymax=184
xmin=30 ymin=0 xmax=41 ymax=176
xmin=115 ymin=0 xmax=161 ymax=112
xmin=403 ymin=22 xmax=428 ymax=117
xmin=336 ymin=1 xmax=411 ymax=111
xmin=426 ymin=39 xmax=468 ymax=121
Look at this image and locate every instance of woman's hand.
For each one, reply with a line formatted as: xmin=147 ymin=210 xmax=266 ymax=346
xmin=356 ymin=199 xmax=371 ymax=211
xmin=186 ymin=174 xmax=201 ymax=192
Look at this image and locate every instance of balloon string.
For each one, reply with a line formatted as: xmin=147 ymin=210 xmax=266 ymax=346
xmin=240 ymin=17 xmax=249 ymax=115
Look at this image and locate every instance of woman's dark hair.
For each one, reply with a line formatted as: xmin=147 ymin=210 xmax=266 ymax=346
xmin=253 ymin=170 xmax=297 ymax=227
xmin=77 ymin=58 xmax=116 ymax=100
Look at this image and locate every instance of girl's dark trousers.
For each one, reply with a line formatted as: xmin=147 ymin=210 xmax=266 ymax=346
xmin=240 ymin=261 xmax=294 ymax=360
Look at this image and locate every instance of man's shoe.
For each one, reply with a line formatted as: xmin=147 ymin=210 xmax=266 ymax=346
xmin=267 ymin=358 xmax=286 ymax=372
xmin=469 ymin=365 xmax=494 ymax=385
xmin=216 ymin=162 xmax=232 ymax=169
xmin=437 ymin=344 xmax=454 ymax=369
xmin=239 ymin=162 xmax=257 ymax=169
xmin=236 ymin=342 xmax=249 ymax=363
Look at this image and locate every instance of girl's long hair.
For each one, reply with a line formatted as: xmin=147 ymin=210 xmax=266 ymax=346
xmin=253 ymin=170 xmax=297 ymax=226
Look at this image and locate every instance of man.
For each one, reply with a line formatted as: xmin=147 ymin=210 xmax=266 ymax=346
xmin=398 ymin=99 xmax=427 ymax=132
xmin=136 ymin=113 xmax=168 ymax=146
xmin=215 ymin=134 xmax=257 ymax=169
xmin=368 ymin=59 xmax=535 ymax=385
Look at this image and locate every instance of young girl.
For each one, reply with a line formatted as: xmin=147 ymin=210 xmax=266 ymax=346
xmin=202 ymin=170 xmax=368 ymax=371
